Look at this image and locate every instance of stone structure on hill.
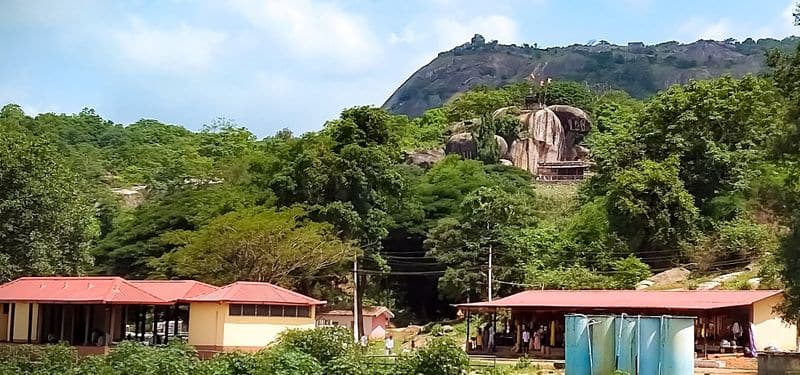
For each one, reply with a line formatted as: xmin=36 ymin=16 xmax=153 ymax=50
xmin=443 ymin=95 xmax=592 ymax=180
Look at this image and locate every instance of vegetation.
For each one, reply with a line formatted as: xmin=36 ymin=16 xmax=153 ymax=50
xmin=0 ymin=328 xmax=478 ymax=375
xmin=5 ymin=20 xmax=800 ymax=327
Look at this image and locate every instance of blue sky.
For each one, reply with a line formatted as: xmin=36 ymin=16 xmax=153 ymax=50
xmin=1 ymin=0 xmax=796 ymax=137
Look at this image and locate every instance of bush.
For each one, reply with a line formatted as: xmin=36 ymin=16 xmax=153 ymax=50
xmin=195 ymin=351 xmax=258 ymax=375
xmin=254 ymin=346 xmax=322 ymax=375
xmin=397 ymin=337 xmax=468 ymax=375
xmin=276 ymin=326 xmax=353 ymax=365
xmin=104 ymin=341 xmax=199 ymax=375
xmin=324 ymin=350 xmax=375 ymax=375
xmin=0 ymin=344 xmax=79 ymax=374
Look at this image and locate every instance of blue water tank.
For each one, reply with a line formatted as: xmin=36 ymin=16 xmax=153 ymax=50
xmin=661 ymin=316 xmax=695 ymax=375
xmin=589 ymin=315 xmax=616 ymax=375
xmin=615 ymin=315 xmax=638 ymax=374
xmin=637 ymin=316 xmax=663 ymax=375
xmin=565 ymin=314 xmax=591 ymax=375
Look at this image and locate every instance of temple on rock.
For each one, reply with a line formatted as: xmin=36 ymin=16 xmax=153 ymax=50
xmin=444 ymin=90 xmax=593 ymax=181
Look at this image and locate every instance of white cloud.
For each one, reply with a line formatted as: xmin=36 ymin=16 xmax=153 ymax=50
xmin=231 ymin=0 xmax=381 ymax=70
xmin=752 ymin=1 xmax=797 ymax=39
xmin=679 ymin=2 xmax=797 ymax=42
xmin=389 ymin=27 xmax=421 ymax=45
xmin=434 ymin=15 xmax=520 ymax=49
xmin=113 ymin=17 xmax=227 ymax=73
xmin=678 ymin=17 xmax=732 ymax=41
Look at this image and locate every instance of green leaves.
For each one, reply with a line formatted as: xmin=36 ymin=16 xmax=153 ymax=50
xmin=0 ymin=129 xmax=96 ymax=281
xmin=167 ymin=207 xmax=355 ymax=287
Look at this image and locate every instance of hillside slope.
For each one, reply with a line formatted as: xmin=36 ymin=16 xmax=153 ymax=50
xmin=383 ymin=35 xmax=798 ymax=117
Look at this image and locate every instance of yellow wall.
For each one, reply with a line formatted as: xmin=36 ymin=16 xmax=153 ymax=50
xmin=752 ymin=294 xmax=797 ymax=351
xmin=187 ymin=302 xmax=225 ymax=347
xmin=12 ymin=303 xmax=39 ymax=342
xmin=187 ymin=303 xmax=317 ymax=349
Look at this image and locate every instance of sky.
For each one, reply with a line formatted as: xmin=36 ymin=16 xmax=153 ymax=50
xmin=1 ymin=0 xmax=797 ymax=137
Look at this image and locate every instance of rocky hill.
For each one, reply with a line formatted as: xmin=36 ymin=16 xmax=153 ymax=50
xmin=383 ymin=35 xmax=798 ymax=117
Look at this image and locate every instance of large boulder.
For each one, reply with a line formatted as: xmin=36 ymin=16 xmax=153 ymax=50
xmin=404 ymin=149 xmax=445 ymax=168
xmin=648 ymin=267 xmax=691 ymax=286
xmin=445 ymin=133 xmax=509 ymax=160
xmin=445 ymin=133 xmax=477 ymax=159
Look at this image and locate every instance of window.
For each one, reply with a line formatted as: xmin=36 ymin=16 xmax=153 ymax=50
xmin=296 ymin=306 xmax=310 ymax=318
xmin=228 ymin=304 xmax=312 ymax=318
xmin=242 ymin=305 xmax=256 ymax=316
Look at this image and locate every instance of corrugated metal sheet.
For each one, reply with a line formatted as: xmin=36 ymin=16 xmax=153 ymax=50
xmin=181 ymin=281 xmax=325 ymax=305
xmin=0 ymin=277 xmax=170 ymax=305
xmin=457 ymin=290 xmax=781 ymax=310
xmin=129 ymin=280 xmax=218 ymax=301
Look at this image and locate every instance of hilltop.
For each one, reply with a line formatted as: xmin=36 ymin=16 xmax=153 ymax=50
xmin=383 ymin=35 xmax=798 ymax=117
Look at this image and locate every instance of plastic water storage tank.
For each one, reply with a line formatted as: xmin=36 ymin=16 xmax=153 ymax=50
xmin=615 ymin=314 xmax=638 ymax=374
xmin=565 ymin=314 xmax=616 ymax=375
xmin=566 ymin=314 xmax=694 ymax=375
xmin=565 ymin=314 xmax=591 ymax=375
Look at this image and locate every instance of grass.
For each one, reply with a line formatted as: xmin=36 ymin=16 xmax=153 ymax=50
xmin=532 ymin=182 xmax=580 ymax=225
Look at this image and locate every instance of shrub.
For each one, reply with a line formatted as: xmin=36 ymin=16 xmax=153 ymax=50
xmin=195 ymin=351 xmax=258 ymax=375
xmin=276 ymin=326 xmax=353 ymax=365
xmin=254 ymin=346 xmax=322 ymax=375
xmin=104 ymin=341 xmax=199 ymax=375
xmin=398 ymin=337 xmax=468 ymax=375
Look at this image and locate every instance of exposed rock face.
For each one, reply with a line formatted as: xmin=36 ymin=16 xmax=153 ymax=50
xmin=404 ymin=149 xmax=445 ymax=168
xmin=445 ymin=133 xmax=508 ymax=160
xmin=445 ymin=133 xmax=477 ymax=159
xmin=111 ymin=185 xmax=147 ymax=208
xmin=504 ymin=104 xmax=591 ymax=175
xmin=382 ymin=37 xmax=796 ymax=117
xmin=647 ymin=267 xmax=691 ymax=287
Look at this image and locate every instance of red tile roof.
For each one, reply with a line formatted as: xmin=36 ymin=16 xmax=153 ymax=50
xmin=0 ymin=277 xmax=171 ymax=305
xmin=457 ymin=290 xmax=782 ymax=310
xmin=320 ymin=306 xmax=394 ymax=318
xmin=128 ymin=280 xmax=218 ymax=302
xmin=182 ymin=281 xmax=325 ymax=305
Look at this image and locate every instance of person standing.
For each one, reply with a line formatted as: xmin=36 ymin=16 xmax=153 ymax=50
xmin=521 ymin=326 xmax=530 ymax=354
xmin=385 ymin=334 xmax=394 ymax=355
xmin=488 ymin=324 xmax=496 ymax=352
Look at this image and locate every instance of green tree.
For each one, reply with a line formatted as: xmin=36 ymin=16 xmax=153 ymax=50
xmin=637 ymin=75 xmax=785 ymax=209
xmin=605 ymin=158 xmax=699 ymax=259
xmin=167 ymin=207 xmax=355 ymax=287
xmin=0 ymin=122 xmax=97 ymax=281
xmin=425 ymin=186 xmax=535 ymax=301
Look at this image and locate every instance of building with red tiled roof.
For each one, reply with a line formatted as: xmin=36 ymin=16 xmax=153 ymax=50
xmin=179 ymin=281 xmax=325 ymax=356
xmin=316 ymin=306 xmax=394 ymax=339
xmin=456 ymin=289 xmax=797 ymax=358
xmin=0 ymin=277 xmax=325 ymax=357
xmin=128 ymin=280 xmax=218 ymax=302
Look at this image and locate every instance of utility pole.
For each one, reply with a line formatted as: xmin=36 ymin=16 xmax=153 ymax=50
xmin=488 ymin=242 xmax=493 ymax=302
xmin=352 ymin=254 xmax=359 ymax=343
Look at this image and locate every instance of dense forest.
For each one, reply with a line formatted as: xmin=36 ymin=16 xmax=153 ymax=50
xmin=3 ymin=35 xmax=800 ymax=325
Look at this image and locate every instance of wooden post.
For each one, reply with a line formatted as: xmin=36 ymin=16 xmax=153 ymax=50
xmin=106 ymin=306 xmax=114 ymax=346
xmin=8 ymin=303 xmax=15 ymax=342
xmin=84 ymin=305 xmax=92 ymax=345
xmin=59 ymin=305 xmax=66 ymax=341
xmin=120 ymin=306 xmax=127 ymax=341
xmin=26 ymin=303 xmax=33 ymax=344
xmin=151 ymin=307 xmax=158 ymax=345
xmin=173 ymin=305 xmax=180 ymax=337
xmin=164 ymin=306 xmax=170 ymax=344
xmin=465 ymin=309 xmax=470 ymax=352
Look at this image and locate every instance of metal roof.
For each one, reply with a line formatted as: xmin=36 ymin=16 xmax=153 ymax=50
xmin=128 ymin=280 xmax=218 ymax=302
xmin=181 ymin=281 xmax=326 ymax=305
xmin=0 ymin=277 xmax=171 ymax=305
xmin=456 ymin=290 xmax=783 ymax=310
